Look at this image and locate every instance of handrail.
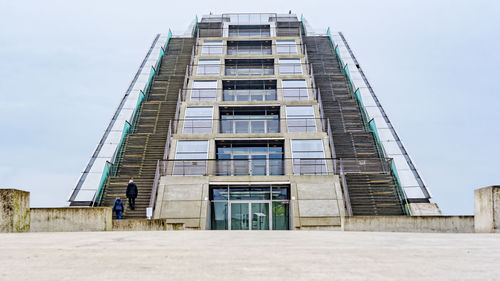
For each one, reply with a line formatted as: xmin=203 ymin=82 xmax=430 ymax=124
xmin=148 ymin=160 xmax=161 ymax=214
xmin=323 ymin=27 xmax=412 ymax=214
xmin=338 ymin=31 xmax=429 ymax=200
xmin=339 ymin=159 xmax=353 ymax=216
xmin=74 ymin=32 xmax=173 ymax=206
xmin=70 ymin=34 xmax=161 ymax=202
xmin=158 ymin=157 xmax=393 ymax=177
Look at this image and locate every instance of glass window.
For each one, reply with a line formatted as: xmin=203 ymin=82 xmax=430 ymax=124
xmin=291 ymin=139 xmax=326 ymax=175
xmin=228 ymin=25 xmax=271 ymax=37
xmin=209 ymin=185 xmax=290 ymax=230
xmin=191 ymin=80 xmax=217 ymax=101
xmin=276 ymin=40 xmax=297 ymax=54
xmin=286 ymin=106 xmax=317 ymax=133
xmin=211 ymin=202 xmax=228 ymax=230
xmin=279 ymin=58 xmax=302 ymax=75
xmin=211 ymin=187 xmax=229 ymax=200
xmin=272 ymin=202 xmax=289 ymax=230
xmin=173 ymin=140 xmax=209 ymax=175
xmin=175 ymin=140 xmax=209 ymax=159
xmin=291 ymin=139 xmax=324 ymax=158
xmin=282 ymin=79 xmax=308 ymax=100
xmin=216 ymin=141 xmax=284 ymax=176
xmin=197 ymin=59 xmax=220 ymax=76
xmin=183 ymin=107 xmax=213 ymax=134
xmin=201 ymin=40 xmax=223 ymax=56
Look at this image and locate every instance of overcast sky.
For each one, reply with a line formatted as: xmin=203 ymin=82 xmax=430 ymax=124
xmin=1 ymin=0 xmax=499 ymax=214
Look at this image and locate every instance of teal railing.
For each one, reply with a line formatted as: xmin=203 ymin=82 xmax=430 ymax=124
xmin=92 ymin=32 xmax=173 ymax=206
xmin=327 ymin=29 xmax=410 ymax=215
xmin=368 ymin=119 xmax=411 ymax=216
xmin=192 ymin=16 xmax=198 ymax=37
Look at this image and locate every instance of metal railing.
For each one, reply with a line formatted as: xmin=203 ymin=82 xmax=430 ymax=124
xmin=197 ymin=44 xmax=303 ymax=56
xmin=185 ymin=87 xmax=315 ymax=102
xmin=157 ymin=158 xmax=393 ymax=177
xmin=190 ymin=62 xmax=316 ymax=77
xmin=174 ymin=117 xmax=328 ymax=134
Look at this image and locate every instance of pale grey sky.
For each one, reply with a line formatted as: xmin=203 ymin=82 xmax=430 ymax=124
xmin=1 ymin=0 xmax=499 ymax=214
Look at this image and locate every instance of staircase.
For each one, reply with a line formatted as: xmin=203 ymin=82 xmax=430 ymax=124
xmin=100 ymin=38 xmax=195 ymax=219
xmin=346 ymin=174 xmax=404 ymax=215
xmin=304 ymin=35 xmax=405 ymax=216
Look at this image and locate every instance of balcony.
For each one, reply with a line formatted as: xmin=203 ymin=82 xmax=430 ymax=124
xmin=223 ymin=79 xmax=276 ymax=101
xmin=220 ymin=117 xmax=280 ymax=134
xmin=228 ymin=25 xmax=271 ymax=37
xmin=179 ymin=117 xmax=327 ymax=134
xmin=227 ymin=41 xmax=272 ymax=56
xmin=159 ymin=158 xmax=394 ymax=176
xmin=225 ymin=59 xmax=274 ymax=76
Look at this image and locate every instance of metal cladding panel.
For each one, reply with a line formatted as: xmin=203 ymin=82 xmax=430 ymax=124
xmin=104 ymin=131 xmax=123 ymax=144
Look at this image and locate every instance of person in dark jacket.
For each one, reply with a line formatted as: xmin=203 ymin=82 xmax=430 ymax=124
xmin=112 ymin=198 xmax=124 ymax=219
xmin=126 ymin=179 xmax=138 ymax=210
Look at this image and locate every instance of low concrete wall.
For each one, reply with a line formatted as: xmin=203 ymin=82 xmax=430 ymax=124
xmin=113 ymin=219 xmax=168 ymax=231
xmin=474 ymin=185 xmax=500 ymax=233
xmin=342 ymin=216 xmax=474 ymax=233
xmin=0 ymin=189 xmax=30 ymax=233
xmin=31 ymin=207 xmax=112 ymax=232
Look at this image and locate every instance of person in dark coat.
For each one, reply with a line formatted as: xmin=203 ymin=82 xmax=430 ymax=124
xmin=126 ymin=179 xmax=138 ymax=210
xmin=112 ymin=198 xmax=124 ymax=219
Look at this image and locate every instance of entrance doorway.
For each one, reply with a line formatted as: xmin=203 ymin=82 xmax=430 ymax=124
xmin=210 ymin=185 xmax=290 ymax=230
xmin=230 ymin=201 xmax=270 ymax=230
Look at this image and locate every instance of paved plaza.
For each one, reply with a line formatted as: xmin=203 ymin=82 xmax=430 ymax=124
xmin=0 ymin=231 xmax=499 ymax=280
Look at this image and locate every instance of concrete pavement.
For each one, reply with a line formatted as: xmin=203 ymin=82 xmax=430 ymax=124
xmin=0 ymin=231 xmax=499 ymax=280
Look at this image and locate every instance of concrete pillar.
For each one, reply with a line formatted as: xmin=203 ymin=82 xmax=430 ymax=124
xmin=474 ymin=185 xmax=500 ymax=233
xmin=0 ymin=189 xmax=30 ymax=232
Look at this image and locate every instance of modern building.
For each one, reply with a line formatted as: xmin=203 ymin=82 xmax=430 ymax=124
xmin=68 ymin=13 xmax=441 ymax=230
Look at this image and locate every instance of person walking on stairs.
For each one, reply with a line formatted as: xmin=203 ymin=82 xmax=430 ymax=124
xmin=112 ymin=198 xmax=124 ymax=219
xmin=126 ymin=179 xmax=138 ymax=210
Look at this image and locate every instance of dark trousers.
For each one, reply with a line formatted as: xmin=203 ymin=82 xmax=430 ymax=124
xmin=128 ymin=197 xmax=136 ymax=210
xmin=115 ymin=210 xmax=122 ymax=219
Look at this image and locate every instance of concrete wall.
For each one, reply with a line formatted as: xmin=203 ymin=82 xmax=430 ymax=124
xmin=0 ymin=189 xmax=30 ymax=233
xmin=153 ymin=176 xmax=207 ymax=229
xmin=474 ymin=185 xmax=500 ymax=233
xmin=292 ymin=175 xmax=344 ymax=230
xmin=342 ymin=216 xmax=474 ymax=233
xmin=410 ymin=203 xmax=442 ymax=216
xmin=31 ymin=207 xmax=112 ymax=232
xmin=154 ymin=174 xmax=343 ymax=230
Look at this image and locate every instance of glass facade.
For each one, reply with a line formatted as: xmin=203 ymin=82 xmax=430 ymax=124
xmin=176 ymin=13 xmax=329 ymax=229
xmin=216 ymin=140 xmax=284 ymax=176
xmin=210 ymin=185 xmax=290 ymax=230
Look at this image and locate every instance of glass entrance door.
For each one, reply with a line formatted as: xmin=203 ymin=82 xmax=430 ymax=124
xmin=230 ymin=202 xmax=270 ymax=230
xmin=230 ymin=203 xmax=249 ymax=230
xmin=251 ymin=202 xmax=269 ymax=230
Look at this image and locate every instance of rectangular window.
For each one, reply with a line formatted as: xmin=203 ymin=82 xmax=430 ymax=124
xmin=183 ymin=107 xmax=213 ymax=134
xmin=279 ymin=58 xmax=302 ymax=75
xmin=282 ymin=79 xmax=308 ymax=100
xmin=174 ymin=140 xmax=209 ymax=175
xmin=227 ymin=41 xmax=272 ymax=55
xmin=291 ymin=139 xmax=326 ymax=175
xmin=228 ymin=25 xmax=270 ymax=37
xmin=225 ymin=59 xmax=274 ymax=76
xmin=191 ymin=80 xmax=217 ymax=101
xmin=216 ymin=140 xmax=284 ymax=176
xmin=197 ymin=59 xmax=220 ymax=76
xmin=223 ymin=80 xmax=277 ymax=101
xmin=276 ymin=40 xmax=297 ymax=54
xmin=201 ymin=40 xmax=223 ymax=56
xmin=286 ymin=106 xmax=316 ymax=133
xmin=220 ymin=107 xmax=279 ymax=134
